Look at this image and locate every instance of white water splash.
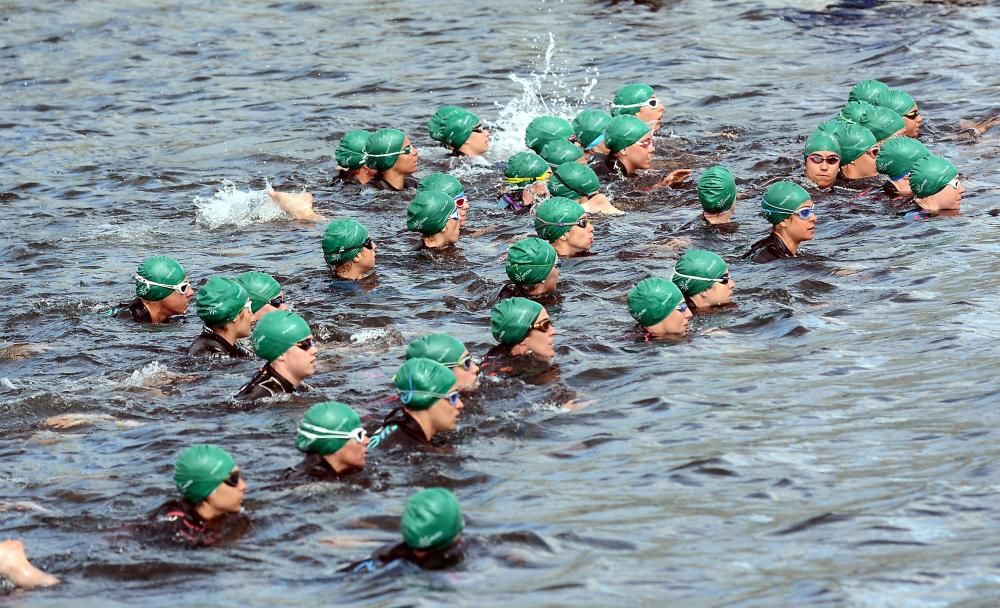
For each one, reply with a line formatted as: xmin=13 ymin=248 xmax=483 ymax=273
xmin=193 ymin=179 xmax=285 ymax=228
xmin=122 ymin=360 xmax=176 ymax=388
xmin=488 ymin=33 xmax=600 ymax=161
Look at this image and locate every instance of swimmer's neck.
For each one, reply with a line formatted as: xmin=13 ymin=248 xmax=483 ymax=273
xmin=702 ymin=209 xmax=733 ymax=225
xmin=211 ymin=324 xmax=244 ymax=348
xmin=379 ymin=167 xmax=410 ymax=191
xmin=422 ymin=232 xmax=457 ymax=249
xmin=334 ymin=261 xmax=369 ymax=280
xmin=142 ymin=299 xmax=177 ymax=324
xmin=406 ymin=408 xmax=436 ymax=442
xmin=840 ymin=163 xmax=877 ymax=180
xmin=773 ymin=228 xmax=800 ymax=256
xmin=270 ymin=360 xmax=307 ymax=387
xmin=323 ymin=451 xmax=359 ymax=474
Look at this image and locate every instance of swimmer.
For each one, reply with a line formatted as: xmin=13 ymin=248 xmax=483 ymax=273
xmin=534 ymin=197 xmax=594 ymax=258
xmin=610 ymin=83 xmax=665 ymax=132
xmin=627 ymin=277 xmax=692 ymax=337
xmin=368 ymin=358 xmax=464 ymax=450
xmin=747 ymin=181 xmax=816 ymax=263
xmin=498 ymin=151 xmax=551 ymax=214
xmin=540 ymin=138 xmax=585 ymax=168
xmin=524 ymin=115 xmax=576 ymax=154
xmin=236 ymin=310 xmax=316 ymax=400
xmin=124 ymin=256 xmax=194 ymax=323
xmin=405 ymin=334 xmax=481 ymax=393
xmin=803 ymin=130 xmax=842 ymax=190
xmin=365 ymin=128 xmax=419 ymax=191
xmin=906 ymin=155 xmax=964 ymax=220
xmin=874 ymin=88 xmax=923 ymax=138
xmin=876 ymin=137 xmax=930 ymax=197
xmin=335 ymin=129 xmax=377 ymax=185
xmin=697 ymin=165 xmax=738 ymax=224
xmin=573 ymin=108 xmax=612 ymax=161
xmin=150 ymin=445 xmax=248 ymax=548
xmin=344 ymin=488 xmax=465 ymax=572
xmin=499 ymin=237 xmax=561 ymax=301
xmin=406 ymin=190 xmax=461 ymax=250
xmin=189 ymin=277 xmax=254 ymax=358
xmin=671 ymin=250 xmax=735 ymax=310
xmin=418 ymin=173 xmax=470 ymax=228
xmin=323 ymin=219 xmax=376 ymax=280
xmin=548 ymin=162 xmax=624 ymax=215
xmin=0 ymin=539 xmax=59 ymax=589
xmin=488 ymin=297 xmax=556 ymax=360
xmin=833 ymin=122 xmax=880 ymax=182
xmin=284 ymin=402 xmax=370 ymax=482
xmin=235 ymin=271 xmax=288 ymax=323
xmin=602 ymin=114 xmax=653 ymax=178
xmin=848 ymin=79 xmax=891 ymax=105
xmin=841 ymin=101 xmax=905 ymax=144
xmin=428 ymin=105 xmax=490 ymax=157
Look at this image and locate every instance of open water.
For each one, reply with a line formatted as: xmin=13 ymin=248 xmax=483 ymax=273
xmin=2 ymin=0 xmax=1000 ymax=606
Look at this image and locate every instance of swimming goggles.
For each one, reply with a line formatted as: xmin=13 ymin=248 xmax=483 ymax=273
xmin=446 ymin=354 xmax=481 ymax=370
xmin=903 ymin=108 xmax=920 ymax=120
xmin=448 ymin=207 xmax=461 ymax=222
xmin=806 ymin=154 xmax=840 ymax=166
xmin=454 ymin=193 xmax=468 ymax=208
xmin=535 ymin=216 xmax=589 ymax=229
xmin=761 ymin=198 xmax=815 ymax=219
xmin=223 ymin=470 xmax=242 ymax=487
xmin=269 ymin=294 xmax=284 ymax=308
xmin=504 ymin=169 xmax=552 ymax=185
xmin=676 ymin=302 xmax=689 ymax=314
xmin=530 ymin=317 xmax=553 ymax=333
xmin=583 ymin=133 xmax=605 ymax=151
xmin=298 ymin=422 xmax=368 ymax=444
xmin=134 ymin=274 xmax=191 ymax=294
xmin=365 ymin=144 xmax=415 ymax=159
xmin=398 ymin=389 xmax=462 ymax=407
xmin=472 ymin=123 xmax=487 ymax=133
xmin=791 ymin=206 xmax=815 ymax=220
xmin=947 ymin=177 xmax=961 ymax=190
xmin=611 ymin=96 xmax=661 ymax=110
xmin=296 ymin=337 xmax=314 ymax=351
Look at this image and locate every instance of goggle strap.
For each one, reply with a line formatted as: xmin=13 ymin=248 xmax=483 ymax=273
xmin=610 ymin=99 xmax=655 ymax=109
xmin=298 ymin=425 xmax=364 ymax=441
xmin=134 ymin=274 xmax=184 ymax=290
xmin=672 ymin=270 xmax=724 ymax=283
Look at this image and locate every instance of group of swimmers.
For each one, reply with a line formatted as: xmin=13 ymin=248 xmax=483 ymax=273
xmin=2 ymin=77 xmax=968 ymax=590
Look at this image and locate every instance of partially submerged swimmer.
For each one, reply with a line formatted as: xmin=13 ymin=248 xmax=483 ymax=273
xmin=830 ymin=122 xmax=880 ymax=182
xmin=323 ymin=219 xmax=376 ymax=280
xmin=747 ymin=181 xmax=816 ymax=263
xmin=335 ymin=129 xmax=377 ymax=185
xmin=368 ymin=358 xmax=464 ymax=451
xmin=428 ymin=105 xmax=490 ymax=157
xmin=235 ymin=271 xmax=288 ymax=323
xmin=672 ymin=250 xmax=735 ymax=310
xmin=488 ymin=297 xmax=557 ymax=361
xmin=874 ymin=88 xmax=923 ymax=138
xmin=406 ymin=190 xmax=461 ymax=250
xmin=189 ymin=277 xmax=254 ymax=359
xmin=124 ymin=256 xmax=194 ymax=323
xmin=876 ymin=137 xmax=930 ymax=197
xmin=284 ymin=401 xmax=370 ymax=483
xmin=697 ymin=165 xmax=737 ymax=224
xmin=905 ymin=155 xmax=964 ymax=220
xmin=418 ymin=173 xmax=470 ymax=228
xmin=534 ymin=197 xmax=594 ymax=258
xmin=540 ymin=138 xmax=585 ymax=169
xmin=611 ymin=83 xmax=665 ymax=132
xmin=803 ymin=130 xmax=841 ymax=191
xmin=498 ymin=151 xmax=551 ymax=215
xmin=573 ymin=108 xmax=612 ymax=160
xmin=236 ymin=310 xmax=317 ymax=400
xmin=525 ymin=115 xmax=576 ymax=155
xmin=365 ymin=128 xmax=419 ymax=191
xmin=499 ymin=237 xmax=561 ymax=301
xmin=405 ymin=333 xmax=481 ymax=393
xmin=627 ymin=277 xmax=692 ymax=338
xmin=548 ymin=162 xmax=623 ymax=215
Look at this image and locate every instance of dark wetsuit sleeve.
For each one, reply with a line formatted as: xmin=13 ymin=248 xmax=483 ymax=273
xmin=112 ymin=298 xmax=152 ymax=322
xmin=746 ymin=232 xmax=793 ymax=264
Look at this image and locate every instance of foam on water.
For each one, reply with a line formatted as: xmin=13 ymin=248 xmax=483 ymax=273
xmin=193 ymin=179 xmax=286 ymax=228
xmin=121 ymin=361 xmax=176 ymax=388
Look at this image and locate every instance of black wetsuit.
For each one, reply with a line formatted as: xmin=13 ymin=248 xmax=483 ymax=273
xmin=115 ymin=298 xmax=153 ymax=323
xmin=592 ymin=156 xmax=626 ymax=181
xmin=341 ymin=539 xmax=466 ymax=573
xmin=370 ymin=176 xmax=419 ymax=192
xmin=745 ymin=232 xmax=795 ymax=264
xmin=587 ymin=152 xmax=612 ymax=176
xmin=280 ymin=453 xmax=363 ymax=483
xmin=188 ymin=327 xmax=254 ymax=358
xmin=235 ymin=363 xmax=300 ymax=400
xmin=491 ymin=282 xmax=560 ymax=307
xmin=367 ymin=408 xmax=429 ymax=451
xmin=148 ymin=499 xmax=249 ymax=548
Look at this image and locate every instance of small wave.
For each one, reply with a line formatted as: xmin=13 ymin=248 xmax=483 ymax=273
xmin=193 ymin=179 xmax=285 ymax=228
xmin=121 ymin=361 xmax=177 ymax=388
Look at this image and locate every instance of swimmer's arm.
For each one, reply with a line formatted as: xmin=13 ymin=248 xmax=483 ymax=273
xmin=267 ymin=189 xmax=326 ymax=221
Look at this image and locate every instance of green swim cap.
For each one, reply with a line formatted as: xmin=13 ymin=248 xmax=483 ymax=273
xmin=251 ymin=310 xmax=312 ymax=361
xmin=761 ymin=181 xmax=811 ymax=225
xmin=195 ymin=277 xmax=248 ymax=327
xmin=839 ymin=100 xmax=877 ymax=125
xmin=696 ymin=165 xmax=737 ymax=213
xmin=834 ymin=123 xmax=877 ymax=165
xmin=174 ymin=445 xmax=236 ymax=504
xmin=572 ymin=109 xmax=611 ymax=150
xmin=909 ymin=155 xmax=958 ymax=198
xmin=848 ymin=79 xmax=890 ymax=104
xmin=876 ymin=137 xmax=930 ymax=179
xmin=842 ymin=102 xmax=904 ymax=143
xmin=135 ymin=256 xmax=186 ymax=301
xmin=540 ymin=139 xmax=584 ymax=167
xmin=491 ymin=297 xmax=543 ymax=346
xmin=605 ymin=115 xmax=651 ymax=153
xmin=393 ymin=358 xmax=457 ymax=411
xmin=336 ymin=130 xmax=370 ymax=170
xmin=503 ymin=151 xmax=551 ymax=190
xmin=506 ymin=237 xmax=558 ymax=286
xmin=405 ymin=334 xmax=467 ymax=367
xmin=525 ymin=115 xmax=574 ymax=153
xmin=364 ymin=128 xmax=406 ymax=171
xmin=803 ymin=129 xmax=842 ymax=158
xmin=295 ymin=401 xmax=361 ymax=456
xmin=418 ymin=173 xmax=464 ymax=200
xmin=534 ymin=197 xmax=585 ymax=241
xmin=627 ymin=277 xmax=683 ymax=327
xmin=817 ymin=118 xmax=848 ymax=141
xmin=235 ymin=271 xmax=281 ymax=314
xmin=611 ymin=83 xmax=655 ymax=116
xmin=407 ymin=190 xmax=456 ymax=236
xmin=322 ymin=219 xmax=370 ymax=265
xmin=401 ymin=488 xmax=464 ymax=552
xmin=549 ymin=162 xmax=600 ymax=199
xmin=428 ymin=105 xmax=480 ymax=149
xmin=874 ymin=88 xmax=917 ymax=117
xmin=673 ymin=250 xmax=727 ymax=298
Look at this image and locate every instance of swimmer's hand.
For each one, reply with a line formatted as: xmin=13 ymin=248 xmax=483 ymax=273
xmin=0 ymin=540 xmax=60 ymax=589
xmin=581 ymin=193 xmax=625 ymax=216
xmin=562 ymin=399 xmax=595 ymax=412
xmin=653 ymin=169 xmax=692 ymax=189
xmin=959 ymin=114 xmax=1000 ymax=138
xmin=267 ymin=188 xmax=326 ymax=221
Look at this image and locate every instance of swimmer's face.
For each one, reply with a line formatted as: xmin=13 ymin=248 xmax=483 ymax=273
xmin=162 ymin=279 xmax=195 ymax=316
xmin=647 ymin=303 xmax=691 ymax=336
xmin=636 ymin=97 xmax=664 ymax=130
xmin=279 ymin=335 xmax=317 ymax=381
xmin=336 ymin=430 xmax=370 ymax=469
xmin=805 ymin=151 xmax=840 ymax=189
xmin=353 ymin=239 xmax=377 ymax=274
xmin=393 ymin=136 xmax=418 ymax=175
xmin=903 ymin=105 xmax=923 ymax=138
xmin=518 ymin=310 xmax=556 ymax=359
xmin=848 ymin=145 xmax=879 ymax=176
xmin=783 ymin=202 xmax=816 ymax=243
xmin=442 ymin=213 xmax=461 ymax=244
xmin=234 ymin=301 xmax=254 ymax=339
xmin=429 ymin=381 xmax=463 ymax=433
xmin=451 ymin=349 xmax=480 ymax=392
xmin=919 ymin=177 xmax=964 ymax=211
xmin=523 ymin=180 xmax=549 ymax=205
xmin=205 ymin=467 xmax=246 ymax=515
xmin=619 ymin=135 xmax=653 ymax=171
xmin=461 ymin=125 xmax=490 ymax=157
xmin=563 ymin=217 xmax=594 ymax=252
xmin=695 ymin=269 xmax=735 ymax=307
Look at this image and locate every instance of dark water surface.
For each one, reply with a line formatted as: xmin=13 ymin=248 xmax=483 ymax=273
xmin=3 ymin=0 xmax=1000 ymax=605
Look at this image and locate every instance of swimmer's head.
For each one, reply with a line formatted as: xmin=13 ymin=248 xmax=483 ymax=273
xmin=525 ymin=115 xmax=575 ymax=154
xmin=534 ymin=197 xmax=586 ymax=242
xmin=672 ymin=250 xmax=728 ymax=298
xmin=392 ymin=358 xmax=457 ymax=411
xmin=135 ymin=256 xmax=186 ymax=301
xmin=405 ymin=334 xmax=466 ymax=367
xmin=549 ymin=163 xmax=601 ymax=200
xmin=627 ymin=277 xmax=687 ymax=332
xmin=605 ymin=115 xmax=652 ymax=154
xmin=295 ymin=401 xmax=363 ymax=456
xmin=761 ymin=181 xmax=811 ymax=225
xmin=842 ymin=102 xmax=904 ymax=143
xmin=506 ymin=237 xmax=558 ymax=286
xmin=235 ymin=271 xmax=282 ymax=315
xmin=195 ymin=277 xmax=249 ymax=328
xmin=174 ymin=444 xmax=237 ymax=504
xmin=322 ymin=219 xmax=371 ymax=265
xmin=364 ymin=128 xmax=407 ymax=171
xmin=572 ymin=109 xmax=612 ymax=151
xmin=336 ymin=130 xmax=371 ymax=170
xmin=540 ymin=139 xmax=584 ymax=168
xmin=833 ymin=123 xmax=877 ymax=166
xmin=909 ymin=155 xmax=958 ymax=198
xmin=418 ymin=173 xmax=464 ymax=200
xmin=406 ymin=190 xmax=457 ymax=236
xmin=874 ymin=88 xmax=916 ymax=119
xmin=428 ymin=105 xmax=481 ymax=150
xmin=503 ymin=151 xmax=551 ymax=192
xmin=401 ymin=488 xmax=464 ymax=552
xmin=848 ymin=79 xmax=890 ymax=105
xmin=876 ymin=137 xmax=930 ymax=179
xmin=490 ymin=297 xmax=543 ymax=346
xmin=803 ymin=129 xmax=842 ymax=159
xmin=611 ymin=83 xmax=656 ymax=116
xmin=697 ymin=165 xmax=737 ymax=214
xmin=251 ymin=310 xmax=312 ymax=361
